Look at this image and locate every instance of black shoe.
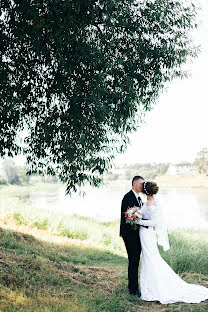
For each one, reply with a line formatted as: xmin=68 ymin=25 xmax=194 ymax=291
xmin=129 ymin=290 xmax=141 ymax=297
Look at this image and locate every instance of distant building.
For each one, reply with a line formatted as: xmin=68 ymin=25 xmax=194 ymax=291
xmin=166 ymin=163 xmax=198 ymax=175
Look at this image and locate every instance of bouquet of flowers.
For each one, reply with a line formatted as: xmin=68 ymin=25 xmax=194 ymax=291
xmin=125 ymin=206 xmax=143 ymax=230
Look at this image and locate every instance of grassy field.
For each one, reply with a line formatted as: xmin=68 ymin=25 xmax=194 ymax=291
xmin=106 ymin=174 xmax=208 ymax=190
xmin=155 ymin=174 xmax=208 ymax=189
xmin=0 ymin=198 xmax=208 ymax=312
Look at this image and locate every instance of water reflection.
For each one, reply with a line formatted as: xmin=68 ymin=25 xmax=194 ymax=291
xmin=157 ymin=188 xmax=208 ymax=230
xmin=14 ymin=183 xmax=208 ymax=230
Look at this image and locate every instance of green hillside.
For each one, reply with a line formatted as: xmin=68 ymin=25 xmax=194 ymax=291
xmin=0 ymin=202 xmax=208 ymax=312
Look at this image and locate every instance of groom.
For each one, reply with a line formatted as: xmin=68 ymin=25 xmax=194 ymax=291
xmin=119 ymin=175 xmax=146 ymax=296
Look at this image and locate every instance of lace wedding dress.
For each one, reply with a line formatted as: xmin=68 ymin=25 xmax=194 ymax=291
xmin=138 ymin=196 xmax=208 ymax=304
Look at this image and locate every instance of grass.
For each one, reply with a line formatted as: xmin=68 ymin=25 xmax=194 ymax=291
xmin=106 ymin=174 xmax=208 ymax=190
xmin=155 ymin=174 xmax=208 ymax=190
xmin=0 ymin=198 xmax=208 ymax=311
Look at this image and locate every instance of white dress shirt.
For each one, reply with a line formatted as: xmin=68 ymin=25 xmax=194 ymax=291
xmin=132 ymin=189 xmax=141 ymax=204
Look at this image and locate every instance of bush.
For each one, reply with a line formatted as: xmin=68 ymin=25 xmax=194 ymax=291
xmin=102 ymin=233 xmax=112 ymax=246
xmin=59 ymin=228 xmax=88 ymax=240
xmin=13 ymin=212 xmax=29 ymax=225
xmin=0 ymin=176 xmax=7 ymax=185
xmin=57 ymin=222 xmax=88 ymax=240
xmin=32 ymin=218 xmax=49 ymax=230
xmin=17 ymin=166 xmax=30 ymax=184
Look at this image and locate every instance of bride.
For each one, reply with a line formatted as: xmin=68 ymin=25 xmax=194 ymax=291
xmin=135 ymin=181 xmax=208 ymax=304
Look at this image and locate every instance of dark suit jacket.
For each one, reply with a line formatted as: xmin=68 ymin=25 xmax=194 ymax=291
xmin=119 ymin=190 xmax=142 ymax=237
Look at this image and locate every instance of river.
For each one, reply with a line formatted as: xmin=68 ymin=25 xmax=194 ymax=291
xmin=15 ymin=183 xmax=208 ymax=230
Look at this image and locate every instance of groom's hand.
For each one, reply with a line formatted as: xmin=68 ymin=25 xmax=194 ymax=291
xmin=135 ymin=220 xmax=148 ymax=229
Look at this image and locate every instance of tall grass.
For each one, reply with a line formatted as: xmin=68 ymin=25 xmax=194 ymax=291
xmin=1 ymin=196 xmax=208 ymax=273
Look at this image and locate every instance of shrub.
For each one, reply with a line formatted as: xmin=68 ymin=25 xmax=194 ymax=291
xmin=57 ymin=222 xmax=88 ymax=240
xmin=0 ymin=176 xmax=7 ymax=185
xmin=32 ymin=218 xmax=49 ymax=230
xmin=13 ymin=212 xmax=29 ymax=225
xmin=102 ymin=233 xmax=112 ymax=246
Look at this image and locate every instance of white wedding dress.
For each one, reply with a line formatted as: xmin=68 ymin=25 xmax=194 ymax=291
xmin=138 ymin=196 xmax=208 ymax=304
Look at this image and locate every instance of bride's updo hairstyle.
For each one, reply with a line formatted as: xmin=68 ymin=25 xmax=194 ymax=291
xmin=142 ymin=181 xmax=159 ymax=196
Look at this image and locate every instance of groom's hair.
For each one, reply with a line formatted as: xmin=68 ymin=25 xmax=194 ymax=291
xmin=132 ymin=176 xmax=144 ymax=186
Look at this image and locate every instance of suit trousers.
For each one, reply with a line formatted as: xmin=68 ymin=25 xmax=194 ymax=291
xmin=122 ymin=229 xmax=141 ymax=293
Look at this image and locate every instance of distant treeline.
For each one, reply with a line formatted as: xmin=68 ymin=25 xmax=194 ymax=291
xmin=104 ymin=163 xmax=170 ymax=181
xmin=1 ymin=146 xmax=208 ymax=186
xmin=0 ymin=159 xmax=59 ymax=185
xmin=125 ymin=163 xmax=170 ymax=179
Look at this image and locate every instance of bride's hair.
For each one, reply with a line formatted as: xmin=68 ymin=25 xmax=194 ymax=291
xmin=142 ymin=181 xmax=159 ymax=196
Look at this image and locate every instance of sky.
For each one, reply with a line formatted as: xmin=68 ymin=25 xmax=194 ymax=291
xmin=2 ymin=0 xmax=208 ymax=167
xmin=115 ymin=0 xmax=208 ymax=165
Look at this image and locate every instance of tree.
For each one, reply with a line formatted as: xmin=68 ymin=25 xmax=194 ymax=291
xmin=0 ymin=0 xmax=198 ymax=194
xmin=2 ymin=159 xmax=20 ymax=184
xmin=194 ymin=148 xmax=208 ymax=174
xmin=125 ymin=162 xmax=169 ymax=180
xmin=17 ymin=165 xmax=30 ymax=184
